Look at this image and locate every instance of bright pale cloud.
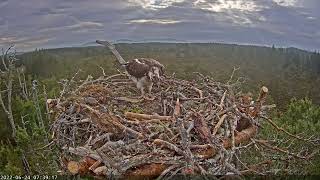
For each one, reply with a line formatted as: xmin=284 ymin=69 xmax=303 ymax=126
xmin=273 ymin=0 xmax=300 ymax=7
xmin=194 ymin=0 xmax=264 ymax=12
xmin=128 ymin=0 xmax=185 ymax=10
xmin=193 ymin=0 xmax=267 ymax=26
xmin=128 ymin=19 xmax=182 ymax=24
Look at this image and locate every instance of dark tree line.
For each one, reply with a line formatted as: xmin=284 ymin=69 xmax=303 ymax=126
xmin=17 ymin=43 xmax=320 ymax=108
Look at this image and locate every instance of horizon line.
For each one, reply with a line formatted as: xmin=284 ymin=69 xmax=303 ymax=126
xmin=18 ymin=41 xmax=318 ymax=54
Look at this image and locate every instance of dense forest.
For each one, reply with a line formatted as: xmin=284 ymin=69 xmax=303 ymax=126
xmin=18 ymin=43 xmax=320 ymax=107
xmin=1 ymin=43 xmax=320 ymax=175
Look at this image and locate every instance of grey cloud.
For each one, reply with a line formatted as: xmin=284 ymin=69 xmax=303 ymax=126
xmin=0 ymin=36 xmax=55 ymax=49
xmin=39 ymin=21 xmax=104 ymax=33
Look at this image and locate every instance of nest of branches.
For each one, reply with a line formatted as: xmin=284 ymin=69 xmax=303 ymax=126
xmin=50 ymin=71 xmax=274 ymax=178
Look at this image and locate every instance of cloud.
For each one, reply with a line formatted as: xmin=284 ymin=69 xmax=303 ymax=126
xmin=127 ymin=0 xmax=185 ymax=10
xmin=192 ymin=0 xmax=267 ymax=26
xmin=39 ymin=21 xmax=104 ymax=33
xmin=272 ymin=0 xmax=300 ymax=7
xmin=128 ymin=19 xmax=182 ymax=24
xmin=0 ymin=0 xmax=319 ymax=51
xmin=17 ymin=37 xmax=55 ymax=48
xmin=193 ymin=0 xmax=264 ymax=12
xmin=0 ymin=36 xmax=55 ymax=49
xmin=0 ymin=0 xmax=9 ymax=8
xmin=306 ymin=16 xmax=316 ymax=20
xmin=0 ymin=37 xmax=20 ymax=44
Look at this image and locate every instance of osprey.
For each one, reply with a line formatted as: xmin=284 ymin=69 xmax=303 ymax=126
xmin=124 ymin=58 xmax=164 ymax=96
xmin=96 ymin=40 xmax=165 ymax=98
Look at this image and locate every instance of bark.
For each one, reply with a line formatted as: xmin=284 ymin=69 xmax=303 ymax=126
xmin=96 ymin=40 xmax=127 ymax=65
xmin=193 ymin=112 xmax=211 ymax=143
xmin=126 ymin=125 xmax=258 ymax=177
xmin=251 ymin=86 xmax=268 ymax=117
xmin=125 ymin=112 xmax=172 ymax=121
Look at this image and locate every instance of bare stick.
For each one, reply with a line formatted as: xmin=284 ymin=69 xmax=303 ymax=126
xmin=191 ymin=87 xmax=203 ymax=99
xmin=212 ymin=114 xmax=227 ymax=136
xmin=17 ymin=68 xmax=29 ymax=100
xmin=254 ymin=139 xmax=311 ymax=160
xmin=261 ymin=115 xmax=318 ymax=145
xmin=96 ymin=40 xmax=127 ymax=65
xmin=81 ymin=104 xmax=144 ymax=138
xmin=125 ymin=112 xmax=172 ymax=121
xmin=1 ymin=45 xmax=14 ymax=71
xmin=0 ymin=46 xmax=16 ymax=138
xmin=173 ymin=98 xmax=181 ymax=118
xmin=227 ymin=67 xmax=240 ymax=85
xmin=43 ymin=85 xmax=51 ymax=120
xmin=251 ymin=86 xmax=268 ymax=117
xmin=153 ymin=139 xmax=185 ymax=155
xmin=219 ymin=90 xmax=227 ymax=109
xmin=98 ymin=65 xmax=106 ymax=76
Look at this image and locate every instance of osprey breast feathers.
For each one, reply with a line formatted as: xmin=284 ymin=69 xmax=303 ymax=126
xmin=125 ymin=58 xmax=164 ymax=79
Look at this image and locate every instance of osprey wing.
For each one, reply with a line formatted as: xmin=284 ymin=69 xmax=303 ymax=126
xmin=126 ymin=59 xmax=151 ymax=78
xmin=139 ymin=58 xmax=165 ymax=75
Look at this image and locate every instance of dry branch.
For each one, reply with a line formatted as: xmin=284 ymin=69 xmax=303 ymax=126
xmin=96 ymin=40 xmax=127 ymax=65
xmin=125 ymin=112 xmax=172 ymax=121
xmin=254 ymin=139 xmax=311 ymax=160
xmin=195 ymin=125 xmax=258 ymax=159
xmin=0 ymin=46 xmax=17 ymax=138
xmin=212 ymin=114 xmax=227 ymax=136
xmin=251 ymin=86 xmax=268 ymax=117
xmin=193 ymin=112 xmax=211 ymax=143
xmin=153 ymin=139 xmax=185 ymax=155
xmin=261 ymin=115 xmax=317 ymax=144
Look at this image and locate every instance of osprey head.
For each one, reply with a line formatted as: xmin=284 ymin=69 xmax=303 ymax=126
xmin=148 ymin=66 xmax=162 ymax=81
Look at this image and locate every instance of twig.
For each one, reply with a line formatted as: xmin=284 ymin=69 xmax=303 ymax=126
xmin=212 ymin=114 xmax=227 ymax=136
xmin=261 ymin=115 xmax=318 ymax=145
xmin=227 ymin=67 xmax=240 ymax=85
xmin=153 ymin=139 xmax=185 ymax=155
xmin=125 ymin=112 xmax=172 ymax=121
xmin=254 ymin=139 xmax=311 ymax=160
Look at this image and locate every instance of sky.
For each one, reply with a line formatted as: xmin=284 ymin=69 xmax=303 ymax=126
xmin=0 ymin=0 xmax=319 ymax=51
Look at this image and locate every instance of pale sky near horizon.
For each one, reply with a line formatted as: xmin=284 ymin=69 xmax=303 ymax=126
xmin=0 ymin=0 xmax=319 ymax=51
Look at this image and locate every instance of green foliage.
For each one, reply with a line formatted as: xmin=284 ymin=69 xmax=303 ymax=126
xmin=0 ymin=126 xmax=58 ymax=174
xmin=254 ymin=99 xmax=320 ymax=174
xmin=1 ymin=119 xmax=58 ymax=175
xmin=0 ymin=79 xmax=59 ymax=174
xmin=0 ymin=144 xmax=23 ymax=174
xmin=282 ymin=98 xmax=320 ymax=134
xmin=261 ymin=98 xmax=320 ymax=138
xmin=274 ymin=99 xmax=320 ymax=174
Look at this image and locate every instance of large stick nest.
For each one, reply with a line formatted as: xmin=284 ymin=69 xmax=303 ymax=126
xmin=50 ymin=72 xmax=269 ymax=178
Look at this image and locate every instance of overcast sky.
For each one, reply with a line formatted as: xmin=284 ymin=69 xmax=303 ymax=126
xmin=0 ymin=0 xmax=319 ymax=51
